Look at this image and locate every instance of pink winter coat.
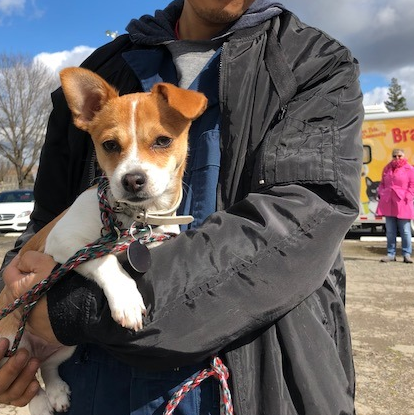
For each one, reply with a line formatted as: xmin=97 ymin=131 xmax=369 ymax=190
xmin=377 ymin=162 xmax=414 ymax=219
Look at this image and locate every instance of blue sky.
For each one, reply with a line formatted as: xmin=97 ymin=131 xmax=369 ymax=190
xmin=1 ymin=0 xmax=413 ymax=109
xmin=0 ymin=1 xmax=168 ymax=55
xmin=360 ymin=74 xmax=389 ymax=94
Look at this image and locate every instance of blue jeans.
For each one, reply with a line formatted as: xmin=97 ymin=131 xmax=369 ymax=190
xmin=385 ymin=217 xmax=413 ymax=257
xmin=55 ymin=345 xmax=220 ymax=415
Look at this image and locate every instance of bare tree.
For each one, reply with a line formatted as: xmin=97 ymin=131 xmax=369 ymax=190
xmin=0 ymin=54 xmax=59 ymax=188
xmin=0 ymin=156 xmax=11 ymax=181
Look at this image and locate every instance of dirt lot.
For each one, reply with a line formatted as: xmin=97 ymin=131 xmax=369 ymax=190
xmin=0 ymin=233 xmax=413 ymax=415
xmin=344 ymin=235 xmax=414 ymax=415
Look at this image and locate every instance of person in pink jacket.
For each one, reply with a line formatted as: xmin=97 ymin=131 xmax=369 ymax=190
xmin=377 ymin=148 xmax=414 ymax=263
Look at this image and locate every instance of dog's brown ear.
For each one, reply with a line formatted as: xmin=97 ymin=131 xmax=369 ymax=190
xmin=60 ymin=67 xmax=119 ymax=131
xmin=152 ymin=83 xmax=208 ymax=120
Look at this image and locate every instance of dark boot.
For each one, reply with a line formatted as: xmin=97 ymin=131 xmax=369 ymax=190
xmin=403 ymin=255 xmax=413 ymax=264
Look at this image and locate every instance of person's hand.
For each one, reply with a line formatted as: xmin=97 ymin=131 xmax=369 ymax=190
xmin=3 ymin=251 xmax=57 ymax=293
xmin=0 ymin=338 xmax=40 ymax=406
xmin=3 ymin=252 xmax=60 ymax=344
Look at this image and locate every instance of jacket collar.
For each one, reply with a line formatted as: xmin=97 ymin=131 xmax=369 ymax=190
xmin=126 ymin=0 xmax=283 ymax=46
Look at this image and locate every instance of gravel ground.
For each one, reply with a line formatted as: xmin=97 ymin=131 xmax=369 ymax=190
xmin=344 ymin=237 xmax=414 ymax=415
xmin=0 ymin=233 xmax=413 ymax=415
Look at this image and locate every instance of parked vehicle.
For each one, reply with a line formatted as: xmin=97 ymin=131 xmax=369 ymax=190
xmin=0 ymin=189 xmax=34 ymax=232
xmin=355 ymin=108 xmax=414 ymax=232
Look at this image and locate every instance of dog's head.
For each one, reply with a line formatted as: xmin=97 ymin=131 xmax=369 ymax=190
xmin=59 ymin=67 xmax=207 ymax=211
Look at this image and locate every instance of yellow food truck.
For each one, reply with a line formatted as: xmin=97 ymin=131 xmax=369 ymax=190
xmin=355 ymin=108 xmax=414 ymax=231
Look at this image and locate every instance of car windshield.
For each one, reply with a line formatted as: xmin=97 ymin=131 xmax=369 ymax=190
xmin=0 ymin=191 xmax=34 ymax=203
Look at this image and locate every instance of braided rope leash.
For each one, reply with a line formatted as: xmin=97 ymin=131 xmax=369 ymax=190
xmin=163 ymin=355 xmax=233 ymax=415
xmin=0 ymin=177 xmax=174 ymax=357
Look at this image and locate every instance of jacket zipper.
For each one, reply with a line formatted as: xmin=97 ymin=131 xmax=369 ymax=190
xmin=258 ymin=104 xmax=288 ymax=186
xmin=88 ymin=149 xmax=97 ymax=186
xmin=216 ymin=43 xmax=227 ymax=211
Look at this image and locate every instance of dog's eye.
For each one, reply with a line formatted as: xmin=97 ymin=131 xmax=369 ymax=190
xmin=153 ymin=136 xmax=172 ymax=149
xmin=102 ymin=140 xmax=121 ymax=153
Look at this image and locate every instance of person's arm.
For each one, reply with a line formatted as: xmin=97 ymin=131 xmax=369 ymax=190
xmin=5 ymin=182 xmax=360 ymax=372
xmin=377 ymin=166 xmax=389 ymax=199
xmin=406 ymin=167 xmax=414 ymax=201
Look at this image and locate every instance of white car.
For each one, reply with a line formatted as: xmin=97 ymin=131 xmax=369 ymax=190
xmin=0 ymin=190 xmax=34 ymax=232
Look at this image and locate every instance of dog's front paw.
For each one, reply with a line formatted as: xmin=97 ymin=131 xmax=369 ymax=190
xmin=46 ymin=379 xmax=71 ymax=412
xmin=29 ymin=389 xmax=54 ymax=415
xmin=107 ymin=282 xmax=146 ymax=331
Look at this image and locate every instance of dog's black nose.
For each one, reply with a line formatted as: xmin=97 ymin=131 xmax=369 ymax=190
xmin=122 ymin=172 xmax=146 ymax=193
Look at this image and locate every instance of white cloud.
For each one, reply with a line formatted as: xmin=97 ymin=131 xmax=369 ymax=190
xmin=0 ymin=0 xmax=43 ymax=23
xmin=363 ymin=87 xmax=388 ymax=107
xmin=363 ymin=67 xmax=414 ymax=110
xmin=288 ymin=0 xmax=414 ymax=109
xmin=377 ymin=6 xmax=398 ymax=26
xmin=289 ymin=0 xmax=414 ymax=72
xmin=0 ymin=0 xmax=25 ymax=15
xmin=34 ymin=46 xmax=96 ymax=74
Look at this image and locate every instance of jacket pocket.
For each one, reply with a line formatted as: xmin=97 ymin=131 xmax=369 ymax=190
xmin=393 ymin=187 xmax=406 ymax=200
xmin=252 ymin=117 xmax=336 ymax=190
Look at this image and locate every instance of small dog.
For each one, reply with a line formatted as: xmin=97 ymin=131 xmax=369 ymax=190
xmin=0 ymin=67 xmax=207 ymax=415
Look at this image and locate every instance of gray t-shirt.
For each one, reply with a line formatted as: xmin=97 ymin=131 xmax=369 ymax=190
xmin=166 ymin=39 xmax=222 ymax=89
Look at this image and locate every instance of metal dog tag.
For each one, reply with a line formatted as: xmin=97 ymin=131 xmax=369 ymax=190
xmin=127 ymin=241 xmax=152 ymax=273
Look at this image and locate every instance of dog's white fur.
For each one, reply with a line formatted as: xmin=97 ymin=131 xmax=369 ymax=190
xmin=0 ymin=67 xmax=207 ymax=414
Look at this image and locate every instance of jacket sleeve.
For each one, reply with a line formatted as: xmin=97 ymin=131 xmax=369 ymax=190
xmin=46 ymin=19 xmax=364 ymax=370
xmin=377 ymin=165 xmax=389 ymax=199
xmin=406 ymin=167 xmax=414 ymax=201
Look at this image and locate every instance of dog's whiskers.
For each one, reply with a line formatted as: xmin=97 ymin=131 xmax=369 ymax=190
xmin=182 ymin=182 xmax=190 ymax=197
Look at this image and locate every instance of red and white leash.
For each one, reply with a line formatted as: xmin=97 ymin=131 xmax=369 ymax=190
xmin=163 ymin=355 xmax=234 ymax=415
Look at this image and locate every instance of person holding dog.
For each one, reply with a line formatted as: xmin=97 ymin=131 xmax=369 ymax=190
xmin=377 ymin=148 xmax=414 ymax=263
xmin=0 ymin=0 xmax=364 ymax=414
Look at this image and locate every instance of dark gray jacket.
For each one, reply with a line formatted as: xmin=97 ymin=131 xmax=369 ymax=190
xmin=3 ymin=5 xmax=363 ymax=415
